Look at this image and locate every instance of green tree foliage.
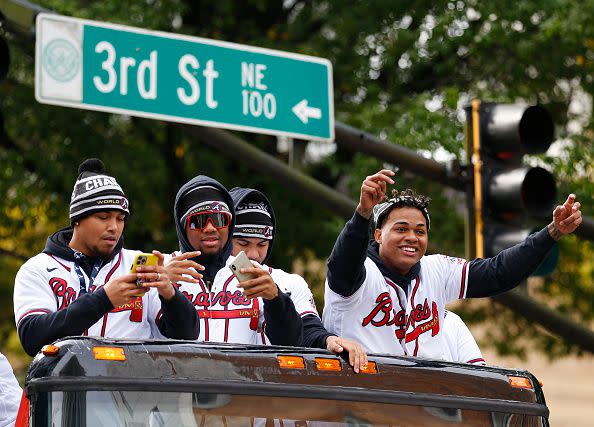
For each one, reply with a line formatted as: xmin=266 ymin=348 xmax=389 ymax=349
xmin=1 ymin=0 xmax=593 ymax=367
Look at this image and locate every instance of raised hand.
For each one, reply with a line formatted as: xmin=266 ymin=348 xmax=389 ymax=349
xmin=548 ymin=194 xmax=583 ymax=240
xmin=356 ymin=169 xmax=395 ymax=219
xmin=236 ymin=266 xmax=279 ymax=301
xmin=164 ymin=250 xmax=205 ymax=284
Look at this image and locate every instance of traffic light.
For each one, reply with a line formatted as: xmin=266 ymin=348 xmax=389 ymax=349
xmin=465 ymin=101 xmax=557 ymax=266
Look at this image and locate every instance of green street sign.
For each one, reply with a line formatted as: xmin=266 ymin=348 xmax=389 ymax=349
xmin=35 ymin=13 xmax=334 ymax=141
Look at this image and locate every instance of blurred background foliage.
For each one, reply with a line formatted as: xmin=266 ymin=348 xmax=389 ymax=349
xmin=1 ymin=0 xmax=593 ymax=374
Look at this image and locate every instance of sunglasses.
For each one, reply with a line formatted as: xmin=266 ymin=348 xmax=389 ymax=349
xmin=186 ymin=211 xmax=231 ymax=230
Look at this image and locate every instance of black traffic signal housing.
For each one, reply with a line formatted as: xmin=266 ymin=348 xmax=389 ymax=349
xmin=465 ymin=101 xmax=557 ymax=263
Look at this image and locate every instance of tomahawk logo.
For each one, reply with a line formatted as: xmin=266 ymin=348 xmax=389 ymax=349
xmin=263 ymin=226 xmax=272 ymax=238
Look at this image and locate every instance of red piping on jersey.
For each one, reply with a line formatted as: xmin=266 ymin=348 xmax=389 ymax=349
xmin=459 ymin=261 xmax=469 ymax=299
xmin=47 ymin=254 xmax=71 ymax=272
xmin=384 ymin=278 xmax=408 ymax=344
xmin=408 ymin=276 xmax=421 ymax=356
xmin=222 ymin=273 xmax=234 ymax=342
xmin=196 ymin=279 xmax=210 ymax=341
xmin=99 ymin=252 xmax=124 ymax=335
xmin=384 ymin=278 xmax=406 ymax=311
xmin=100 ymin=315 xmax=108 ymax=337
xmin=260 ymin=327 xmax=267 ymax=345
xmin=410 ymin=276 xmax=420 ymax=308
xmin=104 ymin=251 xmax=122 ymax=283
xmin=467 ymin=358 xmax=486 ymax=364
xmin=17 ymin=309 xmax=51 ymax=326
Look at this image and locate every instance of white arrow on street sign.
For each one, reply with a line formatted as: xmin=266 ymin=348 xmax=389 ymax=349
xmin=292 ymin=99 xmax=322 ymax=124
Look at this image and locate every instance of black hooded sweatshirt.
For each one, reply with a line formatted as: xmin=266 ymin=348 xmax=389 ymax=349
xmin=328 ymin=212 xmax=556 ymax=298
xmin=175 ymin=179 xmax=301 ymax=346
xmin=17 ymin=227 xmax=199 ymax=357
xmin=230 ymin=187 xmax=326 ymax=349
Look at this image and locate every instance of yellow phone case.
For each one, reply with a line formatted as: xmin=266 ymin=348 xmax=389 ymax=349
xmin=130 ymin=253 xmax=159 ymax=273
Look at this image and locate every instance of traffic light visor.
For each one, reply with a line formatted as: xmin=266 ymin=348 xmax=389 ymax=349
xmin=519 ymin=106 xmax=555 ymax=154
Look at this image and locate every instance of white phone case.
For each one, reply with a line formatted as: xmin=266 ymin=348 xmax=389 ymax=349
xmin=229 ymin=251 xmax=256 ymax=282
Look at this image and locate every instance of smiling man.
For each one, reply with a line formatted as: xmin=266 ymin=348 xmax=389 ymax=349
xmin=14 ymin=159 xmax=198 ymax=357
xmin=323 ymin=169 xmax=583 ymax=359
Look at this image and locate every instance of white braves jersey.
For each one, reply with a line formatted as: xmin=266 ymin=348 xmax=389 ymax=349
xmin=442 ymin=310 xmax=486 ymax=365
xmin=0 ymin=352 xmax=21 ymax=427
xmin=14 ymin=249 xmax=163 ymax=340
xmin=169 ymin=252 xmax=266 ymax=344
xmin=323 ymin=254 xmax=469 ymax=359
xmin=265 ymin=264 xmax=320 ymax=319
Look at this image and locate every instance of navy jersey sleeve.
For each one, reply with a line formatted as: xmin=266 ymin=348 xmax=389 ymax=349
xmin=156 ymin=288 xmax=199 ymax=340
xmin=17 ymin=288 xmax=114 ymax=357
xmin=264 ymin=289 xmax=303 ymax=346
xmin=302 ymin=314 xmax=334 ymax=349
xmin=327 ymin=212 xmax=370 ymax=297
xmin=467 ymin=227 xmax=555 ymax=297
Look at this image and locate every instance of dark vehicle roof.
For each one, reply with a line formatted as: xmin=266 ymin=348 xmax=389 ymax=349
xmin=26 ymin=337 xmax=548 ymax=418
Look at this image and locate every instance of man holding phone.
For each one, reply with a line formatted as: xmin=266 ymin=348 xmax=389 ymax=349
xmin=165 ymin=176 xmax=302 ymax=345
xmin=229 ymin=187 xmax=368 ymax=371
xmin=14 ymin=159 xmax=198 ymax=357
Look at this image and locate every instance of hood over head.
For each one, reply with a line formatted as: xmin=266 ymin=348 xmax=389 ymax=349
xmin=174 ymin=176 xmax=235 ymax=282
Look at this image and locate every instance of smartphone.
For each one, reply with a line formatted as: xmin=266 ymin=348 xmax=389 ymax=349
xmin=229 ymin=251 xmax=256 ymax=282
xmin=130 ymin=253 xmax=159 ymax=292
xmin=130 ymin=253 xmax=159 ymax=273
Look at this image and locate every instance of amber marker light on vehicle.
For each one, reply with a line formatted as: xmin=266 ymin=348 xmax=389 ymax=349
xmin=359 ymin=361 xmax=378 ymax=374
xmin=41 ymin=345 xmax=60 ymax=356
xmin=277 ymin=355 xmax=305 ymax=369
xmin=93 ymin=347 xmax=126 ymax=361
xmin=508 ymin=376 xmax=533 ymax=389
xmin=314 ymin=357 xmax=342 ymax=372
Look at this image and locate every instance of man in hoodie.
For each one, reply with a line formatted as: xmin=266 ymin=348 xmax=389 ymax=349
xmin=165 ymin=176 xmax=302 ymax=345
xmin=13 ymin=159 xmax=198 ymax=357
xmin=229 ymin=187 xmax=368 ymax=371
xmin=323 ymin=169 xmax=582 ymax=358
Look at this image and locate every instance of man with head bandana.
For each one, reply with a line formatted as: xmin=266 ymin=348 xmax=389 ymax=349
xmin=14 ymin=159 xmax=198 ymax=357
xmin=230 ymin=187 xmax=367 ymax=371
xmin=165 ymin=177 xmax=302 ymax=345
xmin=323 ymin=169 xmax=583 ymax=359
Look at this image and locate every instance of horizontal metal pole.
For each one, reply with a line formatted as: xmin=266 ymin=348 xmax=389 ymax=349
xmin=179 ymin=124 xmax=356 ymax=219
xmin=493 ymin=289 xmax=594 ymax=354
xmin=335 ymin=121 xmax=466 ymax=190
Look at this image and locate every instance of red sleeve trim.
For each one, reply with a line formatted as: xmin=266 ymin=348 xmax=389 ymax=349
xmin=17 ymin=309 xmax=52 ymax=326
xmin=459 ymin=261 xmax=469 ymax=299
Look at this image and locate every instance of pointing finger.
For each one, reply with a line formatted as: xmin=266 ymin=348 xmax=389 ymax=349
xmin=174 ymin=250 xmax=201 ymax=261
xmin=562 ymin=194 xmax=576 ymax=210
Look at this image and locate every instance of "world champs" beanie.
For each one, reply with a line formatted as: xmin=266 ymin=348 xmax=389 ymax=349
xmin=69 ymin=158 xmax=129 ymax=224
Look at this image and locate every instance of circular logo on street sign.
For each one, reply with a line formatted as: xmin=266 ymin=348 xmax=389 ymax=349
xmin=42 ymin=38 xmax=80 ymax=82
